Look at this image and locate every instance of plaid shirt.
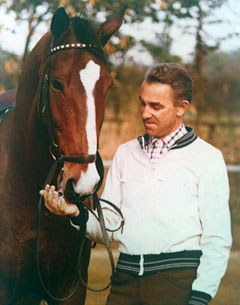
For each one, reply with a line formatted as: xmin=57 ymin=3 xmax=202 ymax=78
xmin=139 ymin=124 xmax=187 ymax=169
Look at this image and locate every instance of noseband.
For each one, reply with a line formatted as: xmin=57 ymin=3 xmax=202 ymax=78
xmin=38 ymin=42 xmax=99 ymax=167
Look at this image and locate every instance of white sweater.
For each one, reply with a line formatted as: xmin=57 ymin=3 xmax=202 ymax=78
xmin=86 ymin=135 xmax=232 ymax=298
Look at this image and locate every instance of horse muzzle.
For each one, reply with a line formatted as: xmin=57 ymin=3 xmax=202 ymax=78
xmin=63 ymin=162 xmax=100 ymax=202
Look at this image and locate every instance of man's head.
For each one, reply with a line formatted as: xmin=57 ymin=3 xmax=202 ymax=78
xmin=139 ymin=63 xmax=193 ymax=138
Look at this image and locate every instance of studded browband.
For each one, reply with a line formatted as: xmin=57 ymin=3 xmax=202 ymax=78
xmin=50 ymin=43 xmax=98 ymax=55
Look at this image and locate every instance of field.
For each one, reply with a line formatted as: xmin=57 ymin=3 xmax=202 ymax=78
xmin=86 ymin=245 xmax=240 ymax=305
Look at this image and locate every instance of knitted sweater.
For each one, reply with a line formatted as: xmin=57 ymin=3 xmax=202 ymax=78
xmin=85 ymin=130 xmax=232 ymax=303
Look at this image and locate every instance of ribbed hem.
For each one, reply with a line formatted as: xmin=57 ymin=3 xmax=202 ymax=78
xmin=116 ymin=250 xmax=202 ymax=276
xmin=188 ymin=290 xmax=212 ymax=305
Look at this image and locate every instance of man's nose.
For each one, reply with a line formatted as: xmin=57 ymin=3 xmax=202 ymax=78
xmin=141 ymin=106 xmax=152 ymax=119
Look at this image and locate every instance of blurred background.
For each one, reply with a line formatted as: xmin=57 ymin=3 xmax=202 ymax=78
xmin=0 ymin=0 xmax=239 ymax=304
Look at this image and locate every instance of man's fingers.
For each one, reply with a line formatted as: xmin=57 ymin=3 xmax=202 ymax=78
xmin=39 ymin=190 xmax=48 ymax=204
xmin=39 ymin=190 xmax=45 ymax=196
xmin=39 ymin=184 xmax=80 ymax=217
xmin=59 ymin=196 xmax=65 ymax=210
xmin=47 ymin=189 xmax=54 ymax=206
xmin=39 ymin=184 xmax=51 ymax=200
xmin=52 ymin=191 xmax=59 ymax=209
xmin=45 ymin=184 xmax=50 ymax=192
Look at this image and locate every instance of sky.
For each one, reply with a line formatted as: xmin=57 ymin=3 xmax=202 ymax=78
xmin=122 ymin=0 xmax=240 ymax=64
xmin=0 ymin=0 xmax=240 ymax=64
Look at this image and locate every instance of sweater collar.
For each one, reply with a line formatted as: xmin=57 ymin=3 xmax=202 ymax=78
xmin=137 ymin=126 xmax=197 ymax=150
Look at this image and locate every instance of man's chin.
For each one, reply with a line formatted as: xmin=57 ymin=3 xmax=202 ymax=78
xmin=145 ymin=130 xmax=157 ymax=137
xmin=144 ymin=128 xmax=161 ymax=138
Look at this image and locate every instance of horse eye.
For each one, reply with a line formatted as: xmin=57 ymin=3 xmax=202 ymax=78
xmin=52 ymin=79 xmax=64 ymax=91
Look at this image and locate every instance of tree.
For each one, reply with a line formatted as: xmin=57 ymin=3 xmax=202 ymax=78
xmin=159 ymin=0 xmax=240 ymax=118
xmin=203 ymin=50 xmax=240 ymax=114
xmin=0 ymin=0 xmax=161 ymax=65
xmin=0 ymin=48 xmax=20 ymax=91
xmin=159 ymin=0 xmax=236 ymax=70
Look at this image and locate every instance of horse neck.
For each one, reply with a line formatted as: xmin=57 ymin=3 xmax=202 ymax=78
xmin=7 ymin=33 xmax=53 ymax=193
xmin=6 ymin=109 xmax=52 ymax=195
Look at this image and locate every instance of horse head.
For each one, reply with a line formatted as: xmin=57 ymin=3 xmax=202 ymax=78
xmin=38 ymin=7 xmax=126 ymax=202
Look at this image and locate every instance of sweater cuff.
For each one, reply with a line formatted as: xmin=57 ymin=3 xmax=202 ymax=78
xmin=188 ymin=290 xmax=212 ymax=305
xmin=69 ymin=206 xmax=89 ymax=226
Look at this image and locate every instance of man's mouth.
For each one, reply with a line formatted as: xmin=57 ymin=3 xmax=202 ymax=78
xmin=144 ymin=121 xmax=156 ymax=127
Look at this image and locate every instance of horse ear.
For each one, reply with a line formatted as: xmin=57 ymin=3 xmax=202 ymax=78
xmin=98 ymin=5 xmax=127 ymax=46
xmin=51 ymin=7 xmax=70 ymax=38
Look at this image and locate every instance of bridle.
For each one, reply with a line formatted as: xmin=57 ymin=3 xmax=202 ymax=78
xmin=36 ymin=41 xmax=124 ymax=302
xmin=38 ymin=42 xmax=98 ymax=168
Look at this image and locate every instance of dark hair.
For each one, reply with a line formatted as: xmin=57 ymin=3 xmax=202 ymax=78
xmin=144 ymin=63 xmax=193 ymax=103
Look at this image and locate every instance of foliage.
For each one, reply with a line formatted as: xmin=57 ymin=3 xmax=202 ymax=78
xmin=106 ymin=49 xmax=240 ymax=132
xmin=0 ymin=0 xmax=239 ymax=116
xmin=0 ymin=48 xmax=20 ymax=92
xmin=107 ymin=64 xmax=146 ymax=118
xmin=1 ymin=0 xmax=233 ymax=67
xmin=0 ymin=0 xmax=163 ymax=65
xmin=161 ymin=0 xmax=229 ymax=71
xmin=202 ymin=50 xmax=240 ymax=113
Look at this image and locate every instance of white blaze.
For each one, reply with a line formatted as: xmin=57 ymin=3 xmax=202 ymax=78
xmin=80 ymin=60 xmax=100 ymax=154
xmin=74 ymin=60 xmax=101 ymax=195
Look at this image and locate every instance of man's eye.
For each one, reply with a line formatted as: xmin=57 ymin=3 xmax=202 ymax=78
xmin=52 ymin=79 xmax=64 ymax=91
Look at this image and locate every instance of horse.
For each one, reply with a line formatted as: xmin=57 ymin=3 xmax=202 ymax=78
xmin=0 ymin=6 xmax=126 ymax=305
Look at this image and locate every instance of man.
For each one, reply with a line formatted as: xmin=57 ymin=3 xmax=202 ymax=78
xmin=41 ymin=63 xmax=232 ymax=305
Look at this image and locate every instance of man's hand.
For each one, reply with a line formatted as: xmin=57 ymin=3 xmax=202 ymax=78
xmin=39 ymin=184 xmax=80 ymax=217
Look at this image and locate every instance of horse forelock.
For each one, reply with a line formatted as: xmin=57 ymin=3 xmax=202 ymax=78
xmin=70 ymin=16 xmax=98 ymax=45
xmin=70 ymin=16 xmax=107 ymax=63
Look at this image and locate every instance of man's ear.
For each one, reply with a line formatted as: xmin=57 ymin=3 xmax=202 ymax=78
xmin=177 ymin=100 xmax=189 ymax=117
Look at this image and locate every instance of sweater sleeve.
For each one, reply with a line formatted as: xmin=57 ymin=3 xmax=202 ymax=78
xmin=84 ymin=145 xmax=124 ymax=244
xmin=190 ymin=150 xmax=232 ymax=300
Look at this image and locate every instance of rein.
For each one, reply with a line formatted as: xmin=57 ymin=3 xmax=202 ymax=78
xmin=37 ymin=42 xmax=124 ymax=302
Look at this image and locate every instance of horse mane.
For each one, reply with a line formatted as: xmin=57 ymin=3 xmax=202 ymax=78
xmin=71 ymin=16 xmax=107 ymax=64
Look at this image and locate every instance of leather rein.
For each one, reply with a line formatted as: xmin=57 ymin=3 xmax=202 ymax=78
xmin=37 ymin=42 xmax=124 ymax=302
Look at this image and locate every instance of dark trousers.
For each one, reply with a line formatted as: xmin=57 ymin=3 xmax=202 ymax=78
xmin=106 ymin=269 xmax=197 ymax=305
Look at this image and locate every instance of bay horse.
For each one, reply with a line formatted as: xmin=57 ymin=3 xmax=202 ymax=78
xmin=0 ymin=6 xmax=126 ymax=305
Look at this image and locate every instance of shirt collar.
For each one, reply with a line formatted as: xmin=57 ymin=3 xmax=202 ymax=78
xmin=159 ymin=123 xmax=187 ymax=149
xmin=138 ymin=124 xmax=188 ymax=150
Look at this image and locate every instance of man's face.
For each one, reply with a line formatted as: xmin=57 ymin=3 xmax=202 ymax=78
xmin=139 ymin=82 xmax=188 ymax=138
